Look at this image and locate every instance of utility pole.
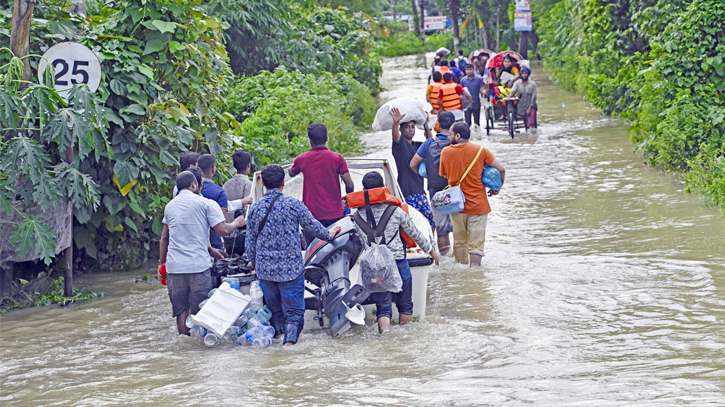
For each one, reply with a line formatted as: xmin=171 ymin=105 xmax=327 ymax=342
xmin=518 ymin=31 xmax=528 ymax=59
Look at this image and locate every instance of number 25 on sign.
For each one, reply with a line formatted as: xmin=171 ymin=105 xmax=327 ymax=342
xmin=37 ymin=42 xmax=102 ymax=98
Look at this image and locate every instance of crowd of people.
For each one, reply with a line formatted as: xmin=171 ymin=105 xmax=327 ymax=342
xmin=159 ymin=49 xmax=519 ymax=344
xmin=427 ymin=49 xmax=538 ymax=130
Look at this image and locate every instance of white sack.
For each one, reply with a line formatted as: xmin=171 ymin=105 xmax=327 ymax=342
xmin=372 ymin=97 xmax=428 ymax=132
xmin=435 ymin=47 xmax=451 ymax=56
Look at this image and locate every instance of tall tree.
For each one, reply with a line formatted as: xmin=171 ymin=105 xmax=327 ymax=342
xmin=9 ymin=0 xmax=34 ymax=86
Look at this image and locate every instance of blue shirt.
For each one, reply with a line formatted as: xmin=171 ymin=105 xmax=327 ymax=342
xmin=450 ymin=67 xmax=463 ymax=79
xmin=163 ymin=190 xmax=226 ymax=274
xmin=201 ymin=178 xmax=228 ymax=249
xmin=416 ymin=133 xmax=450 ymax=158
xmin=460 ymin=75 xmax=484 ymax=103
xmin=245 ymin=190 xmax=330 ymax=282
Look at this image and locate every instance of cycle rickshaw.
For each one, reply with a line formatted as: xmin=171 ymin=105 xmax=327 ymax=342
xmin=481 ymin=51 xmax=530 ymax=138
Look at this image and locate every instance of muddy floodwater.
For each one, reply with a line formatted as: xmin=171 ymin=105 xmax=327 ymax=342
xmin=2 ymin=55 xmax=724 ymax=406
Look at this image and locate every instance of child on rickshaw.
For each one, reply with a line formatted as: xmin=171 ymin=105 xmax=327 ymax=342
xmin=491 ymin=55 xmax=521 ymax=120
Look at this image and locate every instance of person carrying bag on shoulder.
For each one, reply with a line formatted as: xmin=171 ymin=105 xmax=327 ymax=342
xmin=438 ymin=123 xmax=506 ymax=267
xmin=352 ymin=172 xmax=439 ymax=335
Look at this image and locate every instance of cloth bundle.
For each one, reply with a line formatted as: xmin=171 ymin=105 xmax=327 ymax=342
xmin=372 ymin=97 xmax=428 ymax=132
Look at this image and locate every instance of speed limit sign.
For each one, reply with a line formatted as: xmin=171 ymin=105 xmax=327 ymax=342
xmin=37 ymin=42 xmax=101 ymax=97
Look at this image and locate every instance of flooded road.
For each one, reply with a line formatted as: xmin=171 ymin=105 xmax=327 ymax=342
xmin=2 ymin=54 xmax=724 ymax=406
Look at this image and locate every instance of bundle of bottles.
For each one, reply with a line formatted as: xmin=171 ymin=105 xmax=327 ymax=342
xmin=185 ymin=281 xmax=275 ymax=348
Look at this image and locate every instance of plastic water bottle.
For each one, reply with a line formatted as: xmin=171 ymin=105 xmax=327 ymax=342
xmin=236 ymin=333 xmax=249 ymax=346
xmin=247 ymin=317 xmax=261 ymax=329
xmin=252 ymin=337 xmax=272 ymax=348
xmin=260 ymin=323 xmax=275 ymax=338
xmin=207 ymin=288 xmax=217 ymax=299
xmin=228 ymin=278 xmax=240 ymax=291
xmin=191 ymin=325 xmax=207 ymax=338
xmin=234 ymin=314 xmax=249 ymax=327
xmin=225 ymin=326 xmax=242 ymax=342
xmin=249 ymin=281 xmax=263 ymax=311
xmin=204 ymin=332 xmax=220 ymax=348
xmin=255 ymin=306 xmax=272 ymax=324
xmin=198 ymin=299 xmax=208 ymax=309
xmin=185 ymin=314 xmax=195 ymax=329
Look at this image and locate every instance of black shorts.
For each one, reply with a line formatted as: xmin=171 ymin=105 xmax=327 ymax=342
xmin=166 ymin=268 xmax=213 ymax=317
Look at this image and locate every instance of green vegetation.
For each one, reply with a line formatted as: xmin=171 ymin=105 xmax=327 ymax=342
xmin=0 ymin=0 xmax=381 ymax=291
xmin=207 ymin=1 xmax=382 ymax=93
xmin=376 ymin=31 xmax=455 ymax=57
xmin=226 ymin=68 xmax=375 ymax=166
xmin=539 ymin=0 xmax=725 ymax=212
xmin=1 ymin=276 xmax=102 ymax=312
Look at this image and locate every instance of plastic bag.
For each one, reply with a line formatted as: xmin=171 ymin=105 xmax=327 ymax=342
xmin=482 ymin=166 xmax=502 ymax=191
xmin=418 ymin=161 xmax=427 ymax=177
xmin=372 ymin=97 xmax=428 ymax=132
xmin=359 ymin=243 xmax=402 ymax=293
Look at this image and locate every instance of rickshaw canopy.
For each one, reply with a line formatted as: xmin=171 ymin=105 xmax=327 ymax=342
xmin=485 ymin=50 xmax=524 ymax=69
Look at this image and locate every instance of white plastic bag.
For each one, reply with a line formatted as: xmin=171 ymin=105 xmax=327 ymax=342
xmin=359 ymin=242 xmax=402 ymax=293
xmin=372 ymin=97 xmax=428 ymax=132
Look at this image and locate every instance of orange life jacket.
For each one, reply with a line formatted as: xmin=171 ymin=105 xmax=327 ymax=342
xmin=346 ymin=187 xmax=417 ymax=248
xmin=439 ymin=82 xmax=462 ymax=111
xmin=439 ymin=66 xmax=451 ymax=76
xmin=430 ymin=82 xmax=443 ymax=110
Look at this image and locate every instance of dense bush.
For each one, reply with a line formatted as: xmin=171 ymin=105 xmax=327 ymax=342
xmin=1 ymin=0 xmax=241 ymax=271
xmin=539 ymin=0 xmax=725 ymax=212
xmin=206 ymin=1 xmax=383 ymax=93
xmin=225 ymin=68 xmax=375 ymax=166
xmin=376 ymin=31 xmax=454 ymax=57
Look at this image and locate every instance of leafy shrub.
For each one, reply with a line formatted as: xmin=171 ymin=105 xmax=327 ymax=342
xmin=206 ymin=1 xmax=383 ymax=93
xmin=225 ymin=68 xmax=375 ymax=166
xmin=376 ymin=31 xmax=454 ymax=57
xmin=0 ymin=0 xmax=241 ymax=270
xmin=539 ymin=0 xmax=725 ymax=213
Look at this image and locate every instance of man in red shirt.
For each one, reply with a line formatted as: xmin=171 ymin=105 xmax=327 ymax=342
xmin=290 ymin=123 xmax=355 ymax=245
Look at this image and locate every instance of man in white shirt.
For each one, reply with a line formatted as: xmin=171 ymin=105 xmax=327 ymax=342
xmin=159 ymin=171 xmax=246 ymax=335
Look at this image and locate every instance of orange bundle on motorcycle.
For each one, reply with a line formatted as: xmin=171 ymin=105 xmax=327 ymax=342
xmin=346 ymin=187 xmax=417 ymax=248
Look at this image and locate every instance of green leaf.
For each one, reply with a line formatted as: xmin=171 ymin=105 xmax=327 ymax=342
xmin=127 ymin=91 xmax=148 ymax=105
xmin=49 ymin=19 xmax=77 ymax=40
xmin=137 ymin=64 xmax=154 ymax=79
xmin=109 ymin=79 xmax=127 ymax=96
xmin=152 ymin=20 xmax=176 ymax=34
xmin=169 ymin=41 xmax=185 ymax=53
xmin=54 ymin=162 xmax=101 ymax=211
xmin=152 ymin=216 xmax=164 ymax=236
xmin=120 ymin=104 xmax=146 ymax=116
xmin=143 ymin=38 xmax=167 ymax=55
xmin=0 ymin=86 xmax=20 ymax=130
xmin=114 ymin=160 xmax=139 ymax=188
xmin=159 ymin=149 xmax=178 ymax=166
xmin=10 ymin=214 xmax=57 ymax=265
xmin=45 ymin=108 xmax=94 ymax=160
xmin=124 ymin=217 xmax=139 ymax=233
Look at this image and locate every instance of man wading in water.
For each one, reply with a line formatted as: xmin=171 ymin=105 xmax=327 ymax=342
xmin=289 ymin=123 xmax=354 ymax=246
xmin=160 ymin=171 xmax=246 ymax=335
xmin=246 ymin=165 xmax=342 ymax=345
xmin=389 ymin=107 xmax=436 ymax=231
